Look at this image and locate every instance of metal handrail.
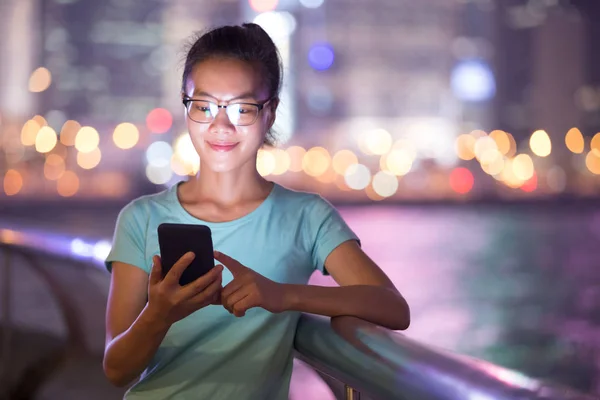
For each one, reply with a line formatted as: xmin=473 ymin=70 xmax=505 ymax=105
xmin=0 ymin=227 xmax=597 ymax=400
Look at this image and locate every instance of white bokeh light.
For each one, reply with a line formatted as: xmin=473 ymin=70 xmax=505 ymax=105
xmin=372 ymin=171 xmax=399 ymax=197
xmin=344 ymin=164 xmax=371 ymax=190
xmin=300 ymin=0 xmax=325 ymax=9
xmin=146 ymin=163 xmax=173 ymax=185
xmin=253 ymin=11 xmax=296 ymax=39
xmin=146 ymin=141 xmax=173 ymax=168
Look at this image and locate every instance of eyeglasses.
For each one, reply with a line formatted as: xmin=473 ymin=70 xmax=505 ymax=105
xmin=182 ymin=98 xmax=271 ymax=126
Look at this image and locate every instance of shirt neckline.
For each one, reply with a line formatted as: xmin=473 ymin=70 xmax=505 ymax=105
xmin=169 ymin=181 xmax=279 ymax=229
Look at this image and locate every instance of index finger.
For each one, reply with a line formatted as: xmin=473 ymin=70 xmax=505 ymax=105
xmin=214 ymin=251 xmax=246 ymax=276
xmin=164 ymin=251 xmax=195 ymax=284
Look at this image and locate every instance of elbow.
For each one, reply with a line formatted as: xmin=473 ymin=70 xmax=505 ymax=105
xmin=103 ymin=358 xmax=135 ymax=388
xmin=390 ymin=291 xmax=411 ymax=331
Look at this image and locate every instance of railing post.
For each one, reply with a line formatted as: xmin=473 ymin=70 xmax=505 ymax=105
xmin=345 ymin=384 xmax=361 ymax=400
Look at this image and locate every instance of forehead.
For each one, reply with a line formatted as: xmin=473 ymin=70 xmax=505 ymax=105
xmin=184 ymin=58 xmax=268 ymax=101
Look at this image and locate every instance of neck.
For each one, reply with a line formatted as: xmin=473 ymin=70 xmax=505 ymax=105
xmin=185 ymin=161 xmax=272 ymax=207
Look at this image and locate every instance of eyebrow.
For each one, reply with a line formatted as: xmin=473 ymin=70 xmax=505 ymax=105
xmin=191 ymin=90 xmax=257 ymax=102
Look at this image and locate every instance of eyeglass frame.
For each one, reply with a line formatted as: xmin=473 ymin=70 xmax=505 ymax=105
xmin=182 ymin=96 xmax=273 ymax=126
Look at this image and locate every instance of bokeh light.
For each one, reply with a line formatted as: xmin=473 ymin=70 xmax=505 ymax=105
xmin=146 ymin=164 xmax=173 ymax=185
xmin=383 ymin=148 xmax=413 ymax=176
xmin=249 ymin=0 xmax=278 ymax=13
xmin=173 ymin=133 xmax=200 ymax=175
xmin=529 ymin=130 xmax=551 ymax=157
xmin=77 ymin=148 xmax=102 ymax=170
xmin=450 ymin=60 xmax=496 ymax=102
xmin=372 ymin=171 xmax=398 ymax=197
xmin=271 ymin=148 xmax=291 ymax=175
xmin=21 ymin=119 xmax=41 ymax=146
xmin=585 ymin=149 xmax=600 ymax=175
xmin=57 ymin=171 xmax=80 ymax=197
xmin=75 ymin=126 xmax=100 ymax=153
xmin=303 ymin=147 xmax=331 ymax=177
xmin=29 ymin=67 xmax=52 ymax=93
xmin=455 ymin=134 xmax=476 ymax=160
xmin=257 ymin=149 xmax=276 ymax=176
xmin=365 ymin=129 xmax=392 ymax=155
xmin=512 ymin=154 xmax=535 ymax=181
xmin=60 ymin=120 xmax=81 ymax=146
xmin=546 ymin=166 xmax=567 ymax=193
xmin=591 ymin=133 xmax=600 ymax=152
xmin=449 ymin=167 xmax=474 ymax=194
xmin=489 ymin=130 xmax=511 ymax=155
xmin=565 ymin=128 xmax=584 ymax=154
xmin=4 ymin=169 xmax=23 ymax=196
xmin=332 ymin=150 xmax=358 ymax=175
xmin=286 ymin=146 xmax=306 ymax=172
xmin=146 ymin=108 xmax=173 ymax=134
xmin=146 ymin=141 xmax=173 ymax=168
xmin=300 ymin=0 xmax=324 ymax=8
xmin=44 ymin=154 xmax=66 ymax=180
xmin=35 ymin=126 xmax=58 ymax=153
xmin=113 ymin=123 xmax=140 ymax=150
xmin=254 ymin=11 xmax=296 ymax=39
xmin=308 ymin=43 xmax=335 ymax=71
xmin=520 ymin=172 xmax=538 ymax=193
xmin=344 ymin=164 xmax=371 ymax=190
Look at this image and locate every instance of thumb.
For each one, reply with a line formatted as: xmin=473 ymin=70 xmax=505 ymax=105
xmin=214 ymin=251 xmax=245 ymax=276
xmin=149 ymin=255 xmax=162 ymax=285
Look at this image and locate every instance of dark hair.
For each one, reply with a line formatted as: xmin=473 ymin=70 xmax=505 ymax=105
xmin=181 ymin=23 xmax=283 ymax=146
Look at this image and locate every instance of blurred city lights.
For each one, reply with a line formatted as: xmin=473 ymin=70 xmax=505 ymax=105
xmin=113 ymin=123 xmax=139 ymax=150
xmin=520 ymin=172 xmax=538 ymax=193
xmin=529 ymin=130 xmax=551 ymax=157
xmin=3 ymin=169 xmax=23 ymax=196
xmin=32 ymin=115 xmax=48 ymax=127
xmin=303 ymin=147 xmax=331 ymax=177
xmin=75 ymin=126 xmax=100 ymax=153
xmin=455 ymin=134 xmax=476 ymax=160
xmin=450 ymin=60 xmax=496 ymax=102
xmin=364 ymin=128 xmax=392 ymax=155
xmin=253 ymin=11 xmax=296 ymax=39
xmin=300 ymin=0 xmax=325 ymax=8
xmin=146 ymin=164 xmax=173 ymax=185
xmin=271 ymin=148 xmax=291 ymax=175
xmin=59 ymin=120 xmax=81 ymax=146
xmin=449 ymin=167 xmax=474 ymax=194
xmin=565 ymin=127 xmax=584 ymax=154
xmin=372 ymin=171 xmax=398 ymax=197
xmin=28 ymin=67 xmax=52 ymax=93
xmin=332 ymin=150 xmax=358 ymax=175
xmin=146 ymin=141 xmax=173 ymax=168
xmin=146 ymin=108 xmax=172 ymax=134
xmin=546 ymin=166 xmax=567 ymax=193
xmin=35 ymin=126 xmax=58 ymax=153
xmin=585 ymin=149 xmax=600 ymax=175
xmin=77 ymin=147 xmax=102 ymax=170
xmin=591 ymin=133 xmax=600 ymax=152
xmin=512 ymin=154 xmax=535 ymax=181
xmin=257 ymin=149 xmax=276 ymax=176
xmin=249 ymin=0 xmax=278 ymax=13
xmin=308 ymin=43 xmax=335 ymax=71
xmin=489 ymin=130 xmax=511 ymax=155
xmin=383 ymin=148 xmax=414 ymax=176
xmin=173 ymin=133 xmax=200 ymax=175
xmin=344 ymin=164 xmax=371 ymax=190
xmin=286 ymin=146 xmax=306 ymax=172
xmin=44 ymin=154 xmax=66 ymax=180
xmin=21 ymin=119 xmax=40 ymax=146
xmin=57 ymin=171 xmax=80 ymax=197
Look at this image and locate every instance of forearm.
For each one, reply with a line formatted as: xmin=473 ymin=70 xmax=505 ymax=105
xmin=284 ymin=284 xmax=410 ymax=330
xmin=103 ymin=305 xmax=171 ymax=387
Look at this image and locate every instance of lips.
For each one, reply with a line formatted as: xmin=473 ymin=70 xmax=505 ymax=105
xmin=207 ymin=141 xmax=239 ymax=152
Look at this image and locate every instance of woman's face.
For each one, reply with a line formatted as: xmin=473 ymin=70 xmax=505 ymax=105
xmin=183 ymin=58 xmax=276 ymax=174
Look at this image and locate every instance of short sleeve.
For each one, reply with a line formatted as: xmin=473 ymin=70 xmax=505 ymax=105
xmin=105 ymin=200 xmax=149 ymax=274
xmin=306 ymin=196 xmax=360 ymax=275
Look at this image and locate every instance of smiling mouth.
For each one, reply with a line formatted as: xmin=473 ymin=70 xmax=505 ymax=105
xmin=207 ymin=141 xmax=239 ymax=152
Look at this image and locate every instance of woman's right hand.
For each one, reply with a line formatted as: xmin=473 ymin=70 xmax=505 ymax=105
xmin=147 ymin=252 xmax=223 ymax=325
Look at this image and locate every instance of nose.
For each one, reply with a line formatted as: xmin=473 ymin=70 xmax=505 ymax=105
xmin=208 ymin=107 xmax=235 ymax=134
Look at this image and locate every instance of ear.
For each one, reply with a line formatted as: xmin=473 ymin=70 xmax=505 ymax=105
xmin=266 ymin=98 xmax=280 ymax=130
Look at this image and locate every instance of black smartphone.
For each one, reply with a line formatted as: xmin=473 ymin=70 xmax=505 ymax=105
xmin=157 ymin=223 xmax=215 ymax=286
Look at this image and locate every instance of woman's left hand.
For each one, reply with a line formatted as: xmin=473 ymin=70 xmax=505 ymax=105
xmin=214 ymin=251 xmax=289 ymax=317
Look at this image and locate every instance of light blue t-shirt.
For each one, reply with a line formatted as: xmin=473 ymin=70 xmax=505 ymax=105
xmin=105 ymin=182 xmax=359 ymax=400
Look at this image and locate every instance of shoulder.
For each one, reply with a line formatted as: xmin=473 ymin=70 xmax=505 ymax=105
xmin=273 ymin=183 xmax=334 ymax=214
xmin=116 ymin=186 xmax=174 ymax=222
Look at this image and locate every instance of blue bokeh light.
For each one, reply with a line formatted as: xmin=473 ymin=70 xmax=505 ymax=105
xmin=450 ymin=59 xmax=496 ymax=102
xmin=308 ymin=43 xmax=335 ymax=71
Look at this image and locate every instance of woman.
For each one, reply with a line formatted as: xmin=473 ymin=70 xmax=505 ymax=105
xmin=103 ymin=23 xmax=410 ymax=400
